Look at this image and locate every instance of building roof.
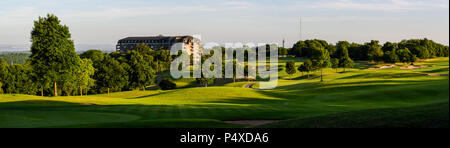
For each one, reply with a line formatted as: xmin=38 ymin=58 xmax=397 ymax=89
xmin=118 ymin=35 xmax=193 ymax=42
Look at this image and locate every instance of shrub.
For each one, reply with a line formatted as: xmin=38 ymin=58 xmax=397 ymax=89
xmin=0 ymin=82 xmax=3 ymax=94
xmin=159 ymin=79 xmax=176 ymax=90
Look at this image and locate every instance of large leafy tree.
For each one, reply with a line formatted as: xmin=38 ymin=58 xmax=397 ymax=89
xmin=80 ymin=50 xmax=105 ymax=64
xmin=396 ymin=48 xmax=415 ymax=64
xmin=285 ymin=61 xmax=297 ymax=79
xmin=331 ymin=58 xmax=339 ymax=72
xmin=366 ymin=40 xmax=384 ymax=63
xmin=340 ymin=56 xmax=354 ymax=72
xmin=0 ymin=59 xmax=8 ymax=93
xmin=335 ymin=41 xmax=354 ymax=72
xmin=76 ymin=59 xmax=95 ymax=96
xmin=303 ymin=59 xmax=314 ymax=78
xmin=129 ymin=50 xmax=155 ymax=91
xmin=310 ymin=42 xmax=330 ymax=82
xmin=383 ymin=50 xmax=399 ymax=64
xmin=382 ymin=42 xmax=398 ymax=53
xmin=95 ymin=55 xmax=129 ymax=94
xmin=30 ymin=14 xmax=81 ymax=96
xmin=4 ymin=64 xmax=37 ymax=95
xmin=292 ymin=41 xmax=307 ymax=57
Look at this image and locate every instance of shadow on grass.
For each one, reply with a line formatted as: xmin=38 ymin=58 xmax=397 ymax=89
xmin=0 ymin=98 xmax=290 ymax=128
xmin=257 ymin=78 xmax=448 ymax=103
xmin=338 ymin=73 xmax=427 ymax=79
xmin=420 ymin=67 xmax=449 ymax=74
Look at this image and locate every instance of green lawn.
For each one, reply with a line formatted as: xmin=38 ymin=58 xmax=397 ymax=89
xmin=257 ymin=102 xmax=449 ymax=128
xmin=0 ymin=57 xmax=448 ymax=128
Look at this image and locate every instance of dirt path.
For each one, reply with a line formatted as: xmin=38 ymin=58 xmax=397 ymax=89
xmin=243 ymin=83 xmax=256 ymax=89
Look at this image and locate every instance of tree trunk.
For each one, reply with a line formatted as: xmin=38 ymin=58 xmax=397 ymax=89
xmin=54 ymin=82 xmax=58 ymax=96
xmin=320 ymin=69 xmax=323 ymax=82
xmin=41 ymin=87 xmax=44 ymax=96
xmin=80 ymin=86 xmax=83 ymax=96
xmin=107 ymin=88 xmax=110 ymax=95
xmin=142 ymin=86 xmax=146 ymax=91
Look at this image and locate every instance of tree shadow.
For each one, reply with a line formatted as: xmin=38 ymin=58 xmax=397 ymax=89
xmin=420 ymin=67 xmax=449 ymax=74
xmin=337 ymin=73 xmax=427 ymax=79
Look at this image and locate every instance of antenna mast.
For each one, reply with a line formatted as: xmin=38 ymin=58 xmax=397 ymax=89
xmin=300 ymin=17 xmax=302 ymax=41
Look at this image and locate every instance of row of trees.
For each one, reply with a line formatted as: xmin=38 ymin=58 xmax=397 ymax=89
xmin=0 ymin=53 xmax=31 ymax=65
xmin=292 ymin=39 xmax=449 ymax=64
xmin=287 ymin=40 xmax=355 ymax=82
xmin=0 ymin=14 xmax=172 ymax=96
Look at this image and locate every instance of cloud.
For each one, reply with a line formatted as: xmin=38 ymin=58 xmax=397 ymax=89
xmin=220 ymin=1 xmax=253 ymax=9
xmin=62 ymin=5 xmax=218 ymax=21
xmin=0 ymin=6 xmax=39 ymax=23
xmin=303 ymin=0 xmax=449 ymax=12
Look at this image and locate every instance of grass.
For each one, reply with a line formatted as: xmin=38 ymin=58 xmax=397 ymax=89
xmin=257 ymin=102 xmax=449 ymax=128
xmin=0 ymin=57 xmax=448 ymax=128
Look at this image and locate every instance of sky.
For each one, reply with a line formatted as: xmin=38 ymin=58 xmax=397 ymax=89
xmin=0 ymin=0 xmax=448 ymax=51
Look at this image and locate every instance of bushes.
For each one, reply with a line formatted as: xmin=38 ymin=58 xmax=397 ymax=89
xmin=0 ymin=82 xmax=3 ymax=94
xmin=159 ymin=79 xmax=176 ymax=90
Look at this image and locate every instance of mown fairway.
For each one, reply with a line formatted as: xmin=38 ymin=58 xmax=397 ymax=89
xmin=0 ymin=58 xmax=448 ymax=128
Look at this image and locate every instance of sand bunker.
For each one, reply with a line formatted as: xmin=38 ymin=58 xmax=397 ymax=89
xmin=224 ymin=120 xmax=280 ymax=126
xmin=427 ymin=74 xmax=449 ymax=77
xmin=400 ymin=65 xmax=432 ymax=69
xmin=81 ymin=103 xmax=97 ymax=106
xmin=370 ymin=65 xmax=397 ymax=70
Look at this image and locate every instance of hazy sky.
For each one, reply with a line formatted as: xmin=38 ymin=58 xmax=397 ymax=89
xmin=0 ymin=0 xmax=448 ymax=50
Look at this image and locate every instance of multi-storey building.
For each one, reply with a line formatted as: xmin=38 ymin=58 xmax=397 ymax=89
xmin=116 ymin=35 xmax=202 ymax=54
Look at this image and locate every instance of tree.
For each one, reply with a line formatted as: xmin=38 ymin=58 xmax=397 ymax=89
xmin=159 ymin=79 xmax=176 ymax=90
xmin=0 ymin=82 xmax=3 ymax=94
xmin=278 ymin=47 xmax=288 ymax=57
xmin=396 ymin=48 xmax=414 ymax=64
xmin=383 ymin=50 xmax=399 ymax=64
xmin=327 ymin=44 xmax=337 ymax=58
xmin=0 ymin=59 xmax=8 ymax=93
xmin=30 ymin=14 xmax=81 ymax=96
xmin=129 ymin=50 xmax=155 ymax=91
xmin=298 ymin=64 xmax=306 ymax=76
xmin=334 ymin=42 xmax=354 ymax=72
xmin=340 ymin=56 xmax=354 ymax=72
xmin=303 ymin=59 xmax=313 ymax=78
xmin=4 ymin=64 xmax=37 ymax=95
xmin=382 ymin=42 xmax=397 ymax=53
xmin=96 ymin=55 xmax=129 ymax=94
xmin=311 ymin=43 xmax=330 ymax=82
xmin=335 ymin=41 xmax=350 ymax=58
xmin=331 ymin=58 xmax=339 ymax=72
xmin=80 ymin=50 xmax=105 ymax=64
xmin=366 ymin=40 xmax=384 ymax=63
xmin=76 ymin=59 xmax=95 ymax=96
xmin=292 ymin=41 xmax=306 ymax=57
xmin=285 ymin=61 xmax=297 ymax=79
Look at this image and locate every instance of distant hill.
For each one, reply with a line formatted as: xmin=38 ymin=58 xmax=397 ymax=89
xmin=0 ymin=52 xmax=31 ymax=65
xmin=0 ymin=44 xmax=116 ymax=53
